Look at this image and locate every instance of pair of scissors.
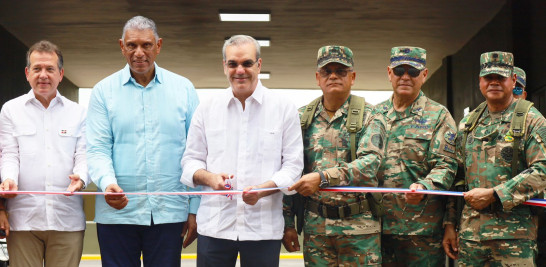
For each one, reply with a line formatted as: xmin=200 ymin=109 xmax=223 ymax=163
xmin=224 ymin=175 xmax=234 ymax=200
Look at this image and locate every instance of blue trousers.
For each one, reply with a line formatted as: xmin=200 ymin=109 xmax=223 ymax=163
xmin=197 ymin=234 xmax=281 ymax=267
xmin=96 ymin=221 xmax=184 ymax=267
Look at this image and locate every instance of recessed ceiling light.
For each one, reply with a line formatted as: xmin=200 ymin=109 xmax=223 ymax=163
xmin=219 ymin=11 xmax=271 ymax=22
xmin=256 ymin=39 xmax=270 ymax=47
xmin=259 ymin=72 xmax=270 ymax=79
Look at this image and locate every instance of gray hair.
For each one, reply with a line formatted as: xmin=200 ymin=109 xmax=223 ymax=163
xmin=121 ymin=16 xmax=159 ymax=43
xmin=26 ymin=40 xmax=63 ymax=70
xmin=222 ymin=35 xmax=261 ymax=61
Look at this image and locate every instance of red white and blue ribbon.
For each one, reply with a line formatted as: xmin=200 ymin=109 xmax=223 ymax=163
xmin=321 ymin=186 xmax=546 ymax=208
xmin=1 ymin=186 xmax=545 ymax=207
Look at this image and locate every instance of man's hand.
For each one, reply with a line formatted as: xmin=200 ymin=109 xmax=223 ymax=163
xmin=405 ymin=183 xmax=425 ymax=204
xmin=288 ymin=172 xmax=321 ymax=196
xmin=105 ymin=184 xmax=128 ymax=210
xmin=242 ymin=181 xmax=279 ymax=205
xmin=442 ymin=224 xmax=459 ymax=260
xmin=242 ymin=185 xmax=259 ymax=205
xmin=208 ymin=173 xmax=232 ymax=191
xmin=282 ymin=227 xmax=300 ymax=252
xmin=464 ymin=188 xmax=495 ymax=210
xmin=193 ymin=170 xmax=232 ymax=191
xmin=65 ymin=174 xmax=85 ymax=195
xmin=0 ymin=179 xmax=18 ymax=199
xmin=181 ymin=213 xmax=197 ymax=248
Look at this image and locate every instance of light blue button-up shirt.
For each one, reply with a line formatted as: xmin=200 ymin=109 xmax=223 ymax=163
xmin=87 ymin=64 xmax=199 ymax=225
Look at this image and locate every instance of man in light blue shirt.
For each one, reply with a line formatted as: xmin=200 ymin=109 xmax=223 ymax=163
xmin=86 ymin=15 xmax=199 ymax=267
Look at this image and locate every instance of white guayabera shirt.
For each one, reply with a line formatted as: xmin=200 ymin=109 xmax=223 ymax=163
xmin=181 ymin=81 xmax=304 ymax=241
xmin=0 ymin=90 xmax=88 ymax=231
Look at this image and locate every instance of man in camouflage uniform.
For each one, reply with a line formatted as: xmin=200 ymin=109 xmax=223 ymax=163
xmin=513 ymin=66 xmax=527 ymax=99
xmin=282 ymin=45 xmax=386 ymax=266
xmin=443 ymin=51 xmax=546 ymax=266
xmin=512 ymin=66 xmax=546 ymax=266
xmin=375 ymin=46 xmax=458 ymax=266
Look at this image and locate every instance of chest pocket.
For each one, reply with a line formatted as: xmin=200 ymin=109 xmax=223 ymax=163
xmin=494 ymin=130 xmax=519 ymax=169
xmin=13 ymin=125 xmax=37 ymax=154
xmin=402 ymin=128 xmax=432 ymax=163
xmin=58 ymin=126 xmax=81 ymax=153
xmin=260 ymin=128 xmax=282 ymax=155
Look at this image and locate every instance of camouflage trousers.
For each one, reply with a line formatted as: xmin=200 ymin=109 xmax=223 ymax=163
xmin=537 ymin=212 xmax=546 ymax=267
xmin=458 ymin=239 xmax=537 ymax=267
xmin=303 ymin=232 xmax=381 ymax=266
xmin=381 ymin=234 xmax=444 ymax=267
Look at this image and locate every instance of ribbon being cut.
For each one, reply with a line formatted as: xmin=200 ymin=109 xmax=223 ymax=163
xmin=1 ymin=187 xmax=545 ymax=207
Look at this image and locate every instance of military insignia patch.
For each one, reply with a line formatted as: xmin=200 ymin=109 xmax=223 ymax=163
xmin=521 ymin=168 xmax=533 ymax=175
xmin=500 ymin=146 xmax=513 ymax=162
xmin=371 ymin=134 xmax=384 ymax=149
xmin=414 ymin=117 xmax=427 ymax=124
xmin=504 ymin=131 xmax=514 ymax=142
xmin=444 ymin=131 xmax=456 ymax=146
xmin=444 ymin=144 xmax=455 ymax=154
xmin=411 ymin=117 xmax=430 ymax=129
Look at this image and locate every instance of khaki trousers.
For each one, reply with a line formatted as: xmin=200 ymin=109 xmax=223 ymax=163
xmin=7 ymin=230 xmax=84 ymax=267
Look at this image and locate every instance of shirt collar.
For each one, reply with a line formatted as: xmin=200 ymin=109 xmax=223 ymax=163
xmin=24 ymin=89 xmax=64 ymax=107
xmin=409 ymin=91 xmax=427 ymax=116
xmin=317 ymin=95 xmax=350 ymax=119
xmin=483 ymin=99 xmax=517 ymax=123
xmin=382 ymin=91 xmax=426 ymax=119
xmin=121 ymin=63 xmax=162 ymax=86
xmin=224 ymin=80 xmax=264 ymax=107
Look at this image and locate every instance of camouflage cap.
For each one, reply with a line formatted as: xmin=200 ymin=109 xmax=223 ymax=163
xmin=389 ymin=46 xmax=426 ymax=70
xmin=317 ymin=45 xmax=354 ymax=68
xmin=514 ymin=66 xmax=526 ymax=87
xmin=479 ymin=51 xmax=514 ymax=77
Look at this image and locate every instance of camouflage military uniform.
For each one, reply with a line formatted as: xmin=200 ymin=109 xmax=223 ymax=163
xmin=454 ymin=101 xmax=546 ymax=265
xmin=444 ymin=51 xmax=546 ymax=266
xmin=376 ymin=91 xmax=457 ymax=266
xmin=515 ymin=65 xmax=546 ymax=267
xmin=284 ymin=96 xmax=386 ymax=266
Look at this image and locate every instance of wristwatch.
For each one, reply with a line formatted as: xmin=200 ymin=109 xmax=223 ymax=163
xmin=317 ymin=171 xmax=329 ymax=188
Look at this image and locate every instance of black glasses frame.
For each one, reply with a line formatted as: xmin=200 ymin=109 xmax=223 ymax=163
xmin=393 ymin=66 xmax=421 ymax=78
xmin=318 ymin=68 xmax=353 ymax=78
xmin=226 ymin=60 xmax=258 ymax=69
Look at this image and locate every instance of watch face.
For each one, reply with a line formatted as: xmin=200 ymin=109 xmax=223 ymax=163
xmin=319 ymin=181 xmax=329 ymax=188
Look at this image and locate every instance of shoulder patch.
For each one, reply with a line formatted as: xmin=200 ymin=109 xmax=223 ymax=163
xmin=371 ymin=134 xmax=384 ymax=149
xmin=444 ymin=130 xmax=456 ymax=146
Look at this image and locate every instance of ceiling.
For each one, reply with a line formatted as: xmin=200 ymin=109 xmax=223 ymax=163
xmin=0 ymin=0 xmax=505 ymax=91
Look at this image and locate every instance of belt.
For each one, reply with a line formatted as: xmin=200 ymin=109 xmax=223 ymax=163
xmin=305 ymin=199 xmax=370 ymax=219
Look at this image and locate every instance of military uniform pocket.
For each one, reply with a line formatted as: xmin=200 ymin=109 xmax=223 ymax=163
xmin=401 ymin=128 xmax=432 ymax=162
